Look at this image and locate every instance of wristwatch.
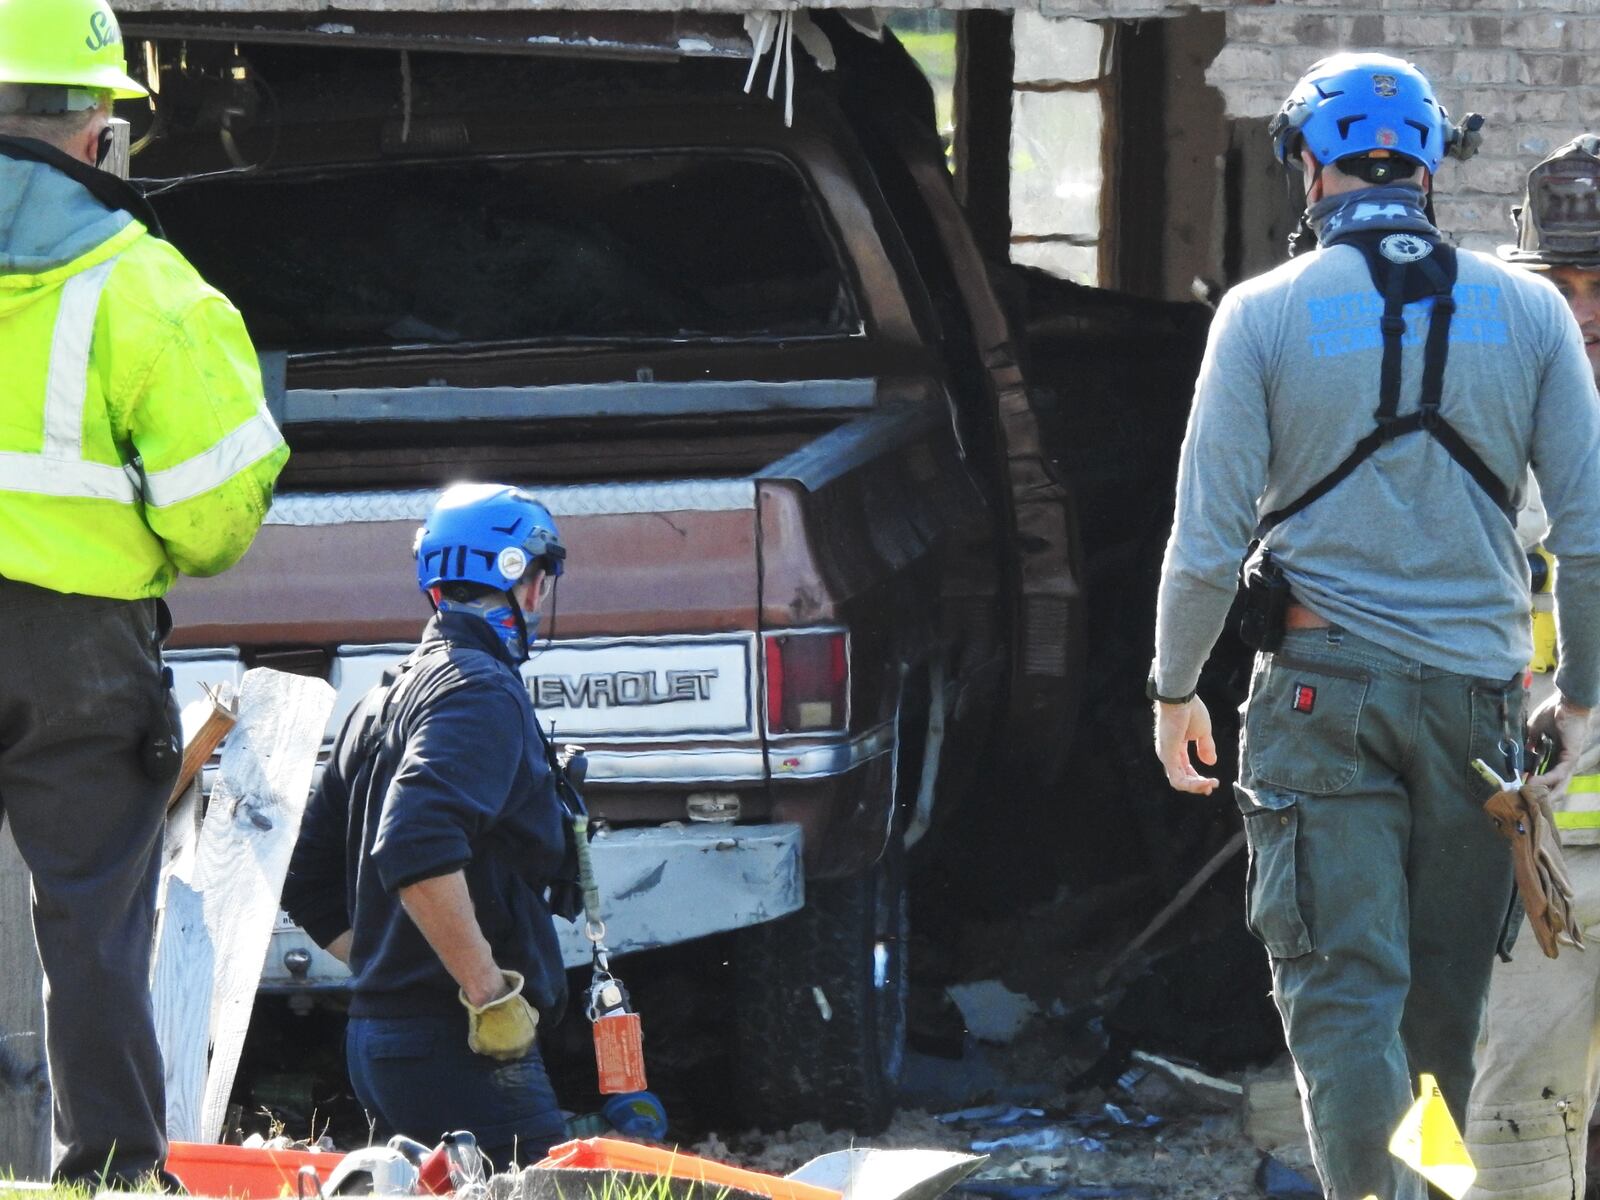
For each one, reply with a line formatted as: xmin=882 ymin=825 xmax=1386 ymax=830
xmin=1145 ymin=673 xmax=1196 ymax=705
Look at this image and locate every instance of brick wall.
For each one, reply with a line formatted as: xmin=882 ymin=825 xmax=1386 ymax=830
xmin=1200 ymin=4 xmax=1600 ymax=254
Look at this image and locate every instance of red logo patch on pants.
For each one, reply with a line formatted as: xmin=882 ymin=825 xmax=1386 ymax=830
xmin=1292 ymin=683 xmax=1316 ymax=714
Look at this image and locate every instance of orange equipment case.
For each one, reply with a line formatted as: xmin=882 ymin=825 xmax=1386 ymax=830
xmin=167 ymin=1140 xmax=337 ymax=1198
xmin=536 ymin=1138 xmax=843 ymax=1200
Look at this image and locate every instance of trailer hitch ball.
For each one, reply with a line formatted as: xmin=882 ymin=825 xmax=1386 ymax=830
xmin=284 ymin=947 xmax=313 ymax=978
xmin=686 ymin=791 xmax=740 ymax=822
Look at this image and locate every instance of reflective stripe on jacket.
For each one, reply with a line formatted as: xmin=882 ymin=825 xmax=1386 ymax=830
xmin=0 ymin=218 xmax=287 ymax=598
xmin=1554 ymin=773 xmax=1600 ymax=843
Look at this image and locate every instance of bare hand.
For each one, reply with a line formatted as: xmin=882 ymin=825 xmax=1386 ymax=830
xmin=1529 ymin=691 xmax=1596 ymax=793
xmin=1154 ymin=696 xmax=1219 ymax=794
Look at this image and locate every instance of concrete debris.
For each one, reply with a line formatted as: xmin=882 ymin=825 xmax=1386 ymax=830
xmin=936 ymin=1105 xmax=1047 ymax=1127
xmin=999 ymin=1155 xmax=1073 ymax=1177
xmin=1242 ymin=1054 xmax=1314 ymax=1164
xmin=947 ymin=982 xmax=1039 ymax=1045
xmin=1127 ymin=1051 xmax=1243 ymax=1112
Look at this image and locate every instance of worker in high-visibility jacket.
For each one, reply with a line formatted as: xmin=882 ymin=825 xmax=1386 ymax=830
xmin=0 ymin=0 xmax=286 ymax=1186
xmin=1465 ymin=135 xmax=1600 ymax=1200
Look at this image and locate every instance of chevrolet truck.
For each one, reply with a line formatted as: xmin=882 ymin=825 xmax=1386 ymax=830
xmin=119 ymin=8 xmax=1083 ymax=1131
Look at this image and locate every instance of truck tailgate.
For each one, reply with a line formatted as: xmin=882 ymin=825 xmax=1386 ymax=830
xmin=166 ymin=480 xmax=760 ymax=646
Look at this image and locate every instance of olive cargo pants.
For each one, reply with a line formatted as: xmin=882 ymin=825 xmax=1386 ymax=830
xmin=0 ymin=580 xmax=178 ymax=1184
xmin=1236 ymin=626 xmax=1518 ymax=1200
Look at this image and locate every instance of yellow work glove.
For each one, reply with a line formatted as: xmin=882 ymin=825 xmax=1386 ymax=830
xmin=459 ymin=970 xmax=539 ymax=1060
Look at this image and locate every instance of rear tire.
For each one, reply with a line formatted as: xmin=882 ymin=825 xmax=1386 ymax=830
xmin=731 ymin=834 xmax=908 ymax=1132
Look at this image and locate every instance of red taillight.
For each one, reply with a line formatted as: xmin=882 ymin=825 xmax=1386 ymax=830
xmin=765 ymin=636 xmax=785 ymax=730
xmin=764 ymin=631 xmax=848 ymax=733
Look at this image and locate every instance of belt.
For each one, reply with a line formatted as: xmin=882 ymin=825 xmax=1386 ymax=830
xmin=1285 ymin=603 xmax=1331 ymax=631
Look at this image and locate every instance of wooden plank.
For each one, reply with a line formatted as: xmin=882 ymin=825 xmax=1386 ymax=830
xmin=161 ymin=778 xmax=203 ymax=897
xmin=1095 ymin=830 xmax=1248 ymax=989
xmin=0 ymin=822 xmax=50 ymax=1181
xmin=149 ymin=696 xmax=226 ymax=1141
xmin=159 ymin=688 xmax=238 ymax=921
xmin=192 ymin=668 xmax=333 ymax=1145
xmin=151 ymin=879 xmax=213 ymax=1144
xmin=170 ymin=685 xmax=239 ymax=811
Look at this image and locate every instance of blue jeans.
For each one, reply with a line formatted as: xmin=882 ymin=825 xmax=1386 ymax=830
xmin=346 ymin=1013 xmax=568 ymax=1168
xmin=1236 ymin=626 xmax=1519 ymax=1200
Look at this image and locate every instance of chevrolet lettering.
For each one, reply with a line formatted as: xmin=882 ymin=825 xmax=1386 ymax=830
xmin=530 ymin=668 xmax=718 ymax=709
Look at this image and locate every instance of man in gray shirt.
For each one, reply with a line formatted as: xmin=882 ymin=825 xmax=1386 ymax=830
xmin=1149 ymin=54 xmax=1600 ymax=1200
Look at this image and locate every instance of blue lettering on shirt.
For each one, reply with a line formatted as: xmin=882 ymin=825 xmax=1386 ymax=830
xmin=1305 ymin=283 xmax=1507 ymax=357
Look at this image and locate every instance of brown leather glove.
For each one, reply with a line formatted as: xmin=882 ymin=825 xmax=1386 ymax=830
xmin=1484 ymin=781 xmax=1583 ymax=959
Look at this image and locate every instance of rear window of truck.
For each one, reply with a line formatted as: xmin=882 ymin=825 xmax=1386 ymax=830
xmin=152 ymin=153 xmax=859 ymax=351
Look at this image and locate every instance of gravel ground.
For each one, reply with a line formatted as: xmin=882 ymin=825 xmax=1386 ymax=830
xmin=691 ymin=1103 xmax=1268 ymax=1199
xmin=682 ymin=867 xmax=1313 ymax=1200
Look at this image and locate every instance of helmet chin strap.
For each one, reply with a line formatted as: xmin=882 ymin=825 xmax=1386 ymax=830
xmin=509 ymin=595 xmax=533 ymax=663
xmin=1287 ymin=156 xmax=1324 ymax=258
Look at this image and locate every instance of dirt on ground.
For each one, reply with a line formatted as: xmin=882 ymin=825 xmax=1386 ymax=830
xmin=691 ymin=1075 xmax=1273 ymax=1199
xmin=687 ymin=875 xmax=1312 ymax=1200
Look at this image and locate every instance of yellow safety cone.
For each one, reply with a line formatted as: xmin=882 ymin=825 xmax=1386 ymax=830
xmin=1388 ymin=1073 xmax=1476 ymax=1199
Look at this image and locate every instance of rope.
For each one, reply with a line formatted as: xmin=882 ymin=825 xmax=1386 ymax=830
xmin=571 ymin=812 xmax=606 ymax=948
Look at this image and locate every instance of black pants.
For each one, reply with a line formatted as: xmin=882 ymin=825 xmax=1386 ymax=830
xmin=0 ymin=580 xmax=178 ymax=1185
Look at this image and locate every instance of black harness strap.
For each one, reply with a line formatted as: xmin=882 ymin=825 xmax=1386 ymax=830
xmin=1256 ymin=232 xmax=1514 ymax=536
xmin=1378 ymin=255 xmax=1409 ymax=427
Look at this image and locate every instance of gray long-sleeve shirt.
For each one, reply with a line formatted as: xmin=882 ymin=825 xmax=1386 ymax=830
xmin=1154 ymin=241 xmax=1600 ymax=707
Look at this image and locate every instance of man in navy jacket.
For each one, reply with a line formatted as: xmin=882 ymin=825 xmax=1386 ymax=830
xmin=283 ymin=484 xmax=572 ymax=1166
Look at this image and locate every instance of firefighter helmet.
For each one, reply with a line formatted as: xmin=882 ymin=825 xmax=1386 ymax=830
xmin=1499 ymin=135 xmax=1600 ymax=268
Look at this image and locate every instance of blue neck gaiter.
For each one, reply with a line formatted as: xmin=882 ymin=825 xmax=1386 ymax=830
xmin=1308 ymin=183 xmax=1436 ymax=247
xmin=434 ymin=591 xmax=538 ymax=663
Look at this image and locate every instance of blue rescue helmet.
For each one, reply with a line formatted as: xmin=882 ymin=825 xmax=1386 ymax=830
xmin=414 ymin=483 xmax=566 ymax=597
xmin=1270 ymin=53 xmax=1452 ymax=175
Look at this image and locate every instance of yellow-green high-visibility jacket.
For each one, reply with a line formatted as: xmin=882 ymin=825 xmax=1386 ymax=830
xmin=1555 ymin=773 xmax=1600 ymax=844
xmin=1 ymin=161 xmax=287 ymax=600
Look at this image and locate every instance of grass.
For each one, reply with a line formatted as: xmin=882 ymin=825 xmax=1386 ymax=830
xmin=0 ymin=1181 xmax=165 ymax=1199
xmin=584 ymin=1174 xmax=733 ymax=1200
xmin=0 ymin=1164 xmax=736 ymax=1200
xmin=0 ymin=1155 xmax=171 ymax=1199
